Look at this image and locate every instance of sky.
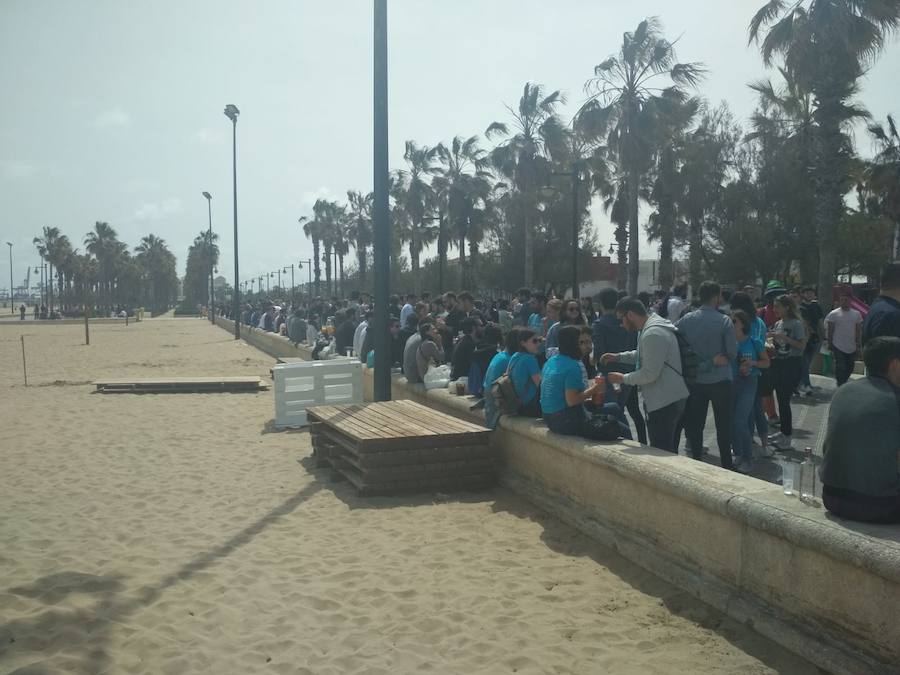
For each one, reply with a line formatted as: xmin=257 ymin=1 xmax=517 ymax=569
xmin=1 ymin=0 xmax=898 ymax=292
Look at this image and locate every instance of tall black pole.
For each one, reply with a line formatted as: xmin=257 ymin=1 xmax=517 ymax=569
xmin=7 ymin=243 xmax=14 ymax=314
xmin=373 ymin=0 xmax=391 ymax=401
xmin=571 ymin=168 xmax=579 ymax=299
xmin=225 ymin=105 xmax=241 ymax=340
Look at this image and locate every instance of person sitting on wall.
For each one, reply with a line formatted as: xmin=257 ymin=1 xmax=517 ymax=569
xmin=819 ymin=336 xmax=900 ymax=524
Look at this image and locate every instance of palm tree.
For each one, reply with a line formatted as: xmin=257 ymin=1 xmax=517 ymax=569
xmin=347 ymin=190 xmax=373 ymax=290
xmin=397 ymin=141 xmax=439 ymax=294
xmin=33 ymin=226 xmax=64 ymax=312
xmin=299 ymin=215 xmax=321 ymax=296
xmin=749 ymin=0 xmax=900 ymax=300
xmin=84 ymin=221 xmax=123 ymax=310
xmin=647 ymin=94 xmax=702 ymax=291
xmin=487 ymin=82 xmax=567 ymax=288
xmin=136 ymin=234 xmax=178 ymax=312
xmin=867 ymin=114 xmax=900 ymax=258
xmin=582 ymin=17 xmax=704 ymax=294
xmin=435 ymin=135 xmax=493 ymax=290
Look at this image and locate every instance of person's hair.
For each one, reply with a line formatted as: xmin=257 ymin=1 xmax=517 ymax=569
xmin=364 ymin=310 xmax=375 ymax=320
xmin=729 ymin=291 xmax=755 ymax=317
xmin=390 ymin=294 xmax=399 ymax=304
xmin=880 ymin=262 xmax=900 ymax=290
xmin=802 ymin=285 xmax=816 ymax=294
xmin=443 ymin=291 xmax=457 ymax=302
xmin=483 ymin=325 xmax=502 ymax=347
xmin=421 ymin=292 xmax=431 ymax=301
xmin=389 ymin=316 xmax=401 ymax=328
xmin=406 ymin=293 xmax=416 ymax=301
xmin=579 ymin=324 xmax=592 ymax=345
xmin=863 ymin=336 xmax=900 ymax=377
xmin=458 ymin=291 xmax=474 ymax=303
xmin=721 ymin=289 xmax=732 ymax=302
xmin=504 ymin=328 xmax=519 ymax=354
xmin=699 ymin=281 xmax=721 ymax=304
xmin=498 ymin=299 xmax=509 ymax=310
xmin=547 ymin=298 xmax=564 ymax=314
xmin=531 ymin=292 xmax=547 ymax=305
xmin=598 ymin=287 xmax=619 ymax=311
xmin=556 ymin=325 xmax=582 ymax=360
xmin=775 ymin=294 xmax=799 ymax=320
xmin=460 ymin=317 xmax=477 ymax=335
xmin=617 ymin=289 xmax=628 ymax=300
xmin=637 ymin=291 xmax=652 ymax=307
xmin=405 ymin=313 xmax=419 ymax=329
xmin=414 ymin=301 xmax=427 ymax=313
xmin=732 ymin=309 xmax=751 ymax=335
xmin=516 ymin=328 xmax=537 ymax=352
xmin=418 ymin=322 xmax=434 ymax=339
xmin=516 ymin=287 xmax=531 ymax=298
xmin=615 ymin=297 xmax=647 ymax=317
xmin=564 ymin=299 xmax=584 ymax=324
xmin=674 ymin=284 xmax=687 ymax=298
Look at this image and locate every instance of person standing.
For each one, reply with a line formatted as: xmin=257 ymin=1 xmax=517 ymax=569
xmin=862 ymin=262 xmax=900 ymax=347
xmin=399 ymin=294 xmax=416 ymax=330
xmin=730 ymin=310 xmax=770 ymax=473
xmin=675 ymin=281 xmax=738 ymax=470
xmin=825 ymin=293 xmax=863 ymax=386
xmin=768 ymin=295 xmax=808 ymax=450
xmin=601 ymin=297 xmax=689 ymax=453
xmin=798 ymin=286 xmax=825 ymax=395
xmin=593 ymin=287 xmax=647 ymax=444
xmin=19 ymin=304 xmax=26 ymax=320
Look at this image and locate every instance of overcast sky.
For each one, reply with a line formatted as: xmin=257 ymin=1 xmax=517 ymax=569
xmin=2 ymin=0 xmax=898 ymax=290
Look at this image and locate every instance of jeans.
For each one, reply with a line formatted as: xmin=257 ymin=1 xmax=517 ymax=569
xmin=646 ymin=398 xmax=687 ymax=453
xmin=544 ymin=403 xmax=629 ymax=441
xmin=771 ymin=357 xmax=801 ymax=436
xmin=683 ymin=380 xmax=734 ymax=469
xmin=832 ymin=348 xmax=856 ymax=386
xmin=823 ymin=485 xmax=900 ymax=524
xmin=749 ymin=378 xmax=768 ymax=442
xmin=800 ymin=340 xmax=819 ymax=388
xmin=732 ymin=375 xmax=758 ymax=464
xmin=604 ymin=381 xmax=646 ymax=444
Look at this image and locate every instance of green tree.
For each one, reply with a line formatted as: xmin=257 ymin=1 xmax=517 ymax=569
xmin=582 ymin=17 xmax=704 ymax=294
xmin=346 ymin=190 xmax=373 ymax=291
xmin=749 ymin=0 xmax=900 ymax=300
xmin=299 ymin=215 xmax=321 ymax=295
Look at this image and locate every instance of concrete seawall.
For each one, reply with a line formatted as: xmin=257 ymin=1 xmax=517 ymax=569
xmin=214 ymin=315 xmax=900 ymax=673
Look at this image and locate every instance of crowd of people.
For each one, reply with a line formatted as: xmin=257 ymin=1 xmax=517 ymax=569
xmin=227 ymin=261 xmax=900 ymax=524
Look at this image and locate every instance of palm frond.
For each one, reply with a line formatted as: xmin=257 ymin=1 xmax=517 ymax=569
xmin=748 ymin=0 xmax=788 ymax=45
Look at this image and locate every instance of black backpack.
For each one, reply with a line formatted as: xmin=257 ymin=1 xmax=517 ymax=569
xmin=667 ymin=328 xmax=700 ymax=385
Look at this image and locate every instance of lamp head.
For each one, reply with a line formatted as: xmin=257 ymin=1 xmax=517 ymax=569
xmin=202 ymin=191 xmax=212 ymax=200
xmin=224 ymin=104 xmax=240 ymax=122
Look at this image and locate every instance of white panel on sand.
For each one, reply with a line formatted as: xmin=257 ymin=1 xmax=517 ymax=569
xmin=273 ymin=360 xmax=363 ymax=428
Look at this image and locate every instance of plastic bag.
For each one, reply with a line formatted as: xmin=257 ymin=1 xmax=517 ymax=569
xmin=424 ymin=364 xmax=451 ymax=390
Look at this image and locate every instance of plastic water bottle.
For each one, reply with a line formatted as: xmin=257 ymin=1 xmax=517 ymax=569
xmin=798 ymin=447 xmax=817 ymax=504
xmin=781 ymin=460 xmax=794 ymax=496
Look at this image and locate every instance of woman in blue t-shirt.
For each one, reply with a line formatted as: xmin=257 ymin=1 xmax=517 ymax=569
xmin=508 ymin=328 xmax=542 ymax=417
xmin=483 ymin=329 xmax=519 ymax=429
xmin=541 ymin=325 xmax=624 ymax=441
xmin=731 ymin=310 xmax=770 ymax=473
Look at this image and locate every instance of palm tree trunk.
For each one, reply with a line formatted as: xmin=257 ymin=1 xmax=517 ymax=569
xmin=468 ymin=238 xmax=479 ymax=288
xmin=689 ymin=213 xmax=703 ymax=292
xmin=323 ymin=245 xmax=332 ymax=297
xmin=312 ymin=239 xmax=321 ymax=296
xmin=658 ymin=150 xmax=676 ymax=291
xmin=356 ymin=238 xmax=367 ymax=291
xmin=437 ymin=212 xmax=447 ymax=293
xmin=627 ymin=170 xmax=640 ymax=296
xmin=814 ymin=101 xmax=843 ymax=304
xmin=523 ymin=211 xmax=534 ymax=288
xmin=615 ymin=224 xmax=628 ymax=291
xmin=411 ymin=228 xmax=421 ymax=295
xmin=338 ymin=253 xmax=345 ymax=298
xmin=457 ymin=232 xmax=467 ymax=287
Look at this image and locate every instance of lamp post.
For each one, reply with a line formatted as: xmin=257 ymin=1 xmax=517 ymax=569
xmin=298 ymin=259 xmax=312 ymax=297
xmin=224 ymin=103 xmax=240 ymax=339
xmin=202 ymin=191 xmax=215 ymax=324
xmin=266 ymin=272 xmax=271 ymax=296
xmin=6 ymin=242 xmax=13 ymax=314
xmin=33 ymin=265 xmax=44 ymax=309
xmin=283 ymin=265 xmax=295 ymax=305
xmin=373 ymin=0 xmax=390 ymax=401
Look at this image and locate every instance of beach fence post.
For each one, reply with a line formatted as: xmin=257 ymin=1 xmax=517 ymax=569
xmin=84 ymin=310 xmax=90 ymax=345
xmin=20 ymin=335 xmax=27 ymax=386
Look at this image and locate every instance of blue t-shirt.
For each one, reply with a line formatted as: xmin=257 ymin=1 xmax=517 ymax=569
xmin=540 ymin=354 xmax=586 ymax=415
xmin=734 ymin=336 xmax=763 ymax=378
xmin=483 ymin=351 xmax=511 ymax=391
xmin=509 ymin=352 xmax=540 ymax=405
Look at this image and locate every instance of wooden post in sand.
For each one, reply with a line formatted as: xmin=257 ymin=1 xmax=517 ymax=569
xmin=84 ymin=306 xmax=90 ymax=345
xmin=20 ymin=335 xmax=27 ymax=386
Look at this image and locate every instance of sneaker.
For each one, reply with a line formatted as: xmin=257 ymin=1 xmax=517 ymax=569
xmin=771 ymin=433 xmax=794 ymax=451
xmin=735 ymin=459 xmax=753 ymax=474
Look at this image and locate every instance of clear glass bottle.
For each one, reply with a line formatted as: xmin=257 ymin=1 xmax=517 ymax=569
xmin=781 ymin=460 xmax=794 ymax=496
xmin=798 ymin=447 xmax=816 ymax=503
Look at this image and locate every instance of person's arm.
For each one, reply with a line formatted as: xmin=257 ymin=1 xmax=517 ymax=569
xmin=609 ymin=349 xmax=637 ymax=365
xmin=620 ymin=331 xmax=669 ymax=387
xmin=855 ymin=316 xmax=862 ymax=354
xmin=723 ymin=317 xmax=738 ymax=361
xmin=755 ymin=340 xmax=770 ymax=369
xmin=565 ymin=383 xmax=597 ymax=407
xmin=826 ymin=317 xmax=835 ymax=350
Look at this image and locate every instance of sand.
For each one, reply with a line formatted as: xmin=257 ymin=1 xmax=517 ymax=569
xmin=0 ymin=318 xmax=818 ymax=675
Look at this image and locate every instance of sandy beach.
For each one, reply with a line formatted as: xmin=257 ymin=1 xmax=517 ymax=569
xmin=0 ymin=318 xmax=817 ymax=674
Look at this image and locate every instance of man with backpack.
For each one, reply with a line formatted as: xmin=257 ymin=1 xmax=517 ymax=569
xmin=601 ymin=297 xmax=689 ymax=453
xmin=675 ymin=281 xmax=738 ymax=470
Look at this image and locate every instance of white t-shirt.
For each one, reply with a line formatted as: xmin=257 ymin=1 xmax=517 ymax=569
xmin=399 ymin=303 xmax=414 ymax=328
xmin=667 ymin=296 xmax=687 ymax=321
xmin=825 ymin=308 xmax=863 ymax=354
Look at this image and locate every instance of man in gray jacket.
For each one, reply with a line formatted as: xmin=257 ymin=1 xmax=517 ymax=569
xmin=676 ymin=281 xmax=737 ymax=470
xmin=602 ymin=297 xmax=689 ymax=453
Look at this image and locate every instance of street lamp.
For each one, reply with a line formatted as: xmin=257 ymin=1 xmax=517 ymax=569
xmin=6 ymin=242 xmax=13 ymax=314
xmin=202 ymin=191 xmax=215 ymax=324
xmin=297 ymin=259 xmax=312 ymax=297
xmin=224 ymin=103 xmax=240 ymax=339
xmin=373 ymin=0 xmax=390 ymax=401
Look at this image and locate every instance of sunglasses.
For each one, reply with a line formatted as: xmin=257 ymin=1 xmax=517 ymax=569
xmin=529 ymin=337 xmax=541 ymax=344
xmin=567 ymin=307 xmax=580 ymax=313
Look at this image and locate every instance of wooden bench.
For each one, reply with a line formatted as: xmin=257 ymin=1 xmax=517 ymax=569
xmin=94 ymin=377 xmax=266 ymax=393
xmin=307 ymin=400 xmax=495 ymax=496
